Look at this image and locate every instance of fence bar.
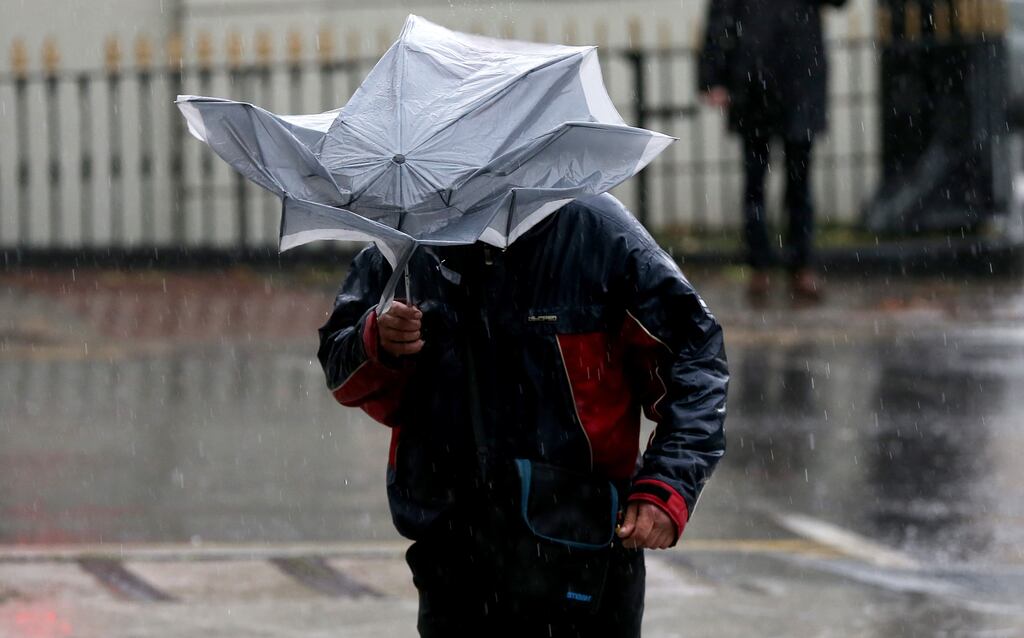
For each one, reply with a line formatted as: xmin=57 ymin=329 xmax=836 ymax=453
xmin=230 ymin=103 xmax=248 ymax=247
xmin=657 ymin=32 xmax=676 ymax=227
xmin=288 ymin=62 xmax=303 ymax=115
xmin=0 ymin=37 xmax=884 ymax=257
xmin=198 ymin=64 xmax=214 ymax=245
xmin=227 ymin=32 xmax=247 ymax=249
xmin=197 ymin=32 xmax=214 ymax=246
xmin=44 ymin=40 xmax=61 ymax=245
xmin=628 ymin=49 xmax=649 ymax=226
xmin=168 ymin=34 xmax=186 ymax=244
xmin=106 ymin=38 xmax=124 ymax=244
xmin=78 ymin=73 xmax=94 ymax=245
xmin=689 ymin=56 xmax=707 ymax=231
xmin=850 ymin=38 xmax=870 ymax=214
xmin=15 ymin=76 xmax=30 ymax=245
xmin=319 ymin=28 xmax=335 ymax=109
xmin=138 ymin=81 xmax=154 ymax=243
xmin=136 ymin=37 xmax=155 ymax=244
xmin=260 ymin=72 xmax=276 ymax=243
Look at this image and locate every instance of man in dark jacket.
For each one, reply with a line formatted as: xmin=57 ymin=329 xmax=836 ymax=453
xmin=699 ymin=0 xmax=847 ymax=300
xmin=318 ymin=194 xmax=728 ymax=637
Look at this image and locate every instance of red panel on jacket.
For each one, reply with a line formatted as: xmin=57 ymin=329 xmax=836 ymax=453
xmin=331 ymin=310 xmax=410 ymax=427
xmin=556 ymin=332 xmax=640 ymax=480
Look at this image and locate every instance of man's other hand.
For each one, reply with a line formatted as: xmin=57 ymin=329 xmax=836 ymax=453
xmin=378 ymin=301 xmax=424 ymax=357
xmin=701 ymin=86 xmax=730 ymax=109
xmin=617 ymin=502 xmax=676 ymax=550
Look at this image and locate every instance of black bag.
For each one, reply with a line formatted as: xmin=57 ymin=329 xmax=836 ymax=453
xmin=461 ymin=323 xmax=622 ymax=614
xmin=475 ymin=458 xmax=622 ymax=615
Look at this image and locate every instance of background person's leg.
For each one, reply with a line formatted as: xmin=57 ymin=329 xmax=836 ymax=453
xmin=742 ymin=134 xmax=774 ymax=297
xmin=783 ymin=139 xmax=815 ymax=271
xmin=783 ymin=139 xmax=822 ymax=300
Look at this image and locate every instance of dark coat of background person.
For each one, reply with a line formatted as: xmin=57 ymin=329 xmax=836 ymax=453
xmin=698 ymin=0 xmax=848 ymax=142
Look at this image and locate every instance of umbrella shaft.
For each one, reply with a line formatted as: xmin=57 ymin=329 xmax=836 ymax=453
xmin=404 ymin=265 xmax=412 ymax=305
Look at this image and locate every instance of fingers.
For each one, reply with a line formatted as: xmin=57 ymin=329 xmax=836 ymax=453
xmin=381 ymin=338 xmax=424 ymax=356
xmin=701 ymin=87 xmax=730 ymax=109
xmin=378 ymin=302 xmax=424 ymax=357
xmin=631 ymin=505 xmax=656 ymax=549
xmin=647 ymin=526 xmax=674 ymax=550
xmin=619 ymin=504 xmax=654 ymax=550
xmin=617 ymin=503 xmax=639 ymax=538
xmin=379 ymin=307 xmax=421 ymax=332
xmin=387 ymin=301 xmax=422 ymax=321
xmin=379 ymin=324 xmax=421 ymax=343
xmin=618 ymin=503 xmax=676 ymax=550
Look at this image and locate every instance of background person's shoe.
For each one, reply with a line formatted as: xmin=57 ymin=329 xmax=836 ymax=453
xmin=790 ymin=268 xmax=823 ymax=302
xmin=747 ymin=270 xmax=771 ymax=300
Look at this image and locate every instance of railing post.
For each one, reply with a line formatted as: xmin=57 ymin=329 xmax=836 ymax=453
xmin=12 ymin=39 xmax=30 ymax=248
xmin=105 ymin=36 xmax=124 ymax=247
xmin=287 ymin=30 xmax=304 ymax=114
xmin=136 ymin=35 xmax=155 ymax=246
xmin=256 ymin=30 xmax=276 ymax=244
xmin=227 ymin=31 xmax=248 ymax=252
xmin=197 ymin=32 xmax=214 ymax=246
xmin=318 ymin=27 xmax=335 ymax=109
xmin=167 ymin=33 xmax=186 ymax=245
xmin=77 ymin=71 xmax=93 ymax=246
xmin=627 ymin=46 xmax=650 ymax=226
xmin=43 ymin=38 xmax=62 ymax=247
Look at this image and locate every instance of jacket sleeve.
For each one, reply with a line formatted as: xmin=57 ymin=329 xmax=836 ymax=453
xmin=621 ymin=246 xmax=728 ymax=544
xmin=697 ymin=0 xmax=737 ymax=91
xmin=317 ymin=247 xmax=413 ymax=427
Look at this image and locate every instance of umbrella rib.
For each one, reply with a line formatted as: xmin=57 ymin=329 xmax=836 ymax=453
xmin=505 ymin=190 xmax=516 ymax=240
xmin=401 ymin=161 xmax=444 ymax=197
xmin=344 ymin=163 xmax=397 ymax=209
xmin=404 ymin=50 xmax=586 ymax=157
xmin=396 ymin=36 xmax=408 ymax=153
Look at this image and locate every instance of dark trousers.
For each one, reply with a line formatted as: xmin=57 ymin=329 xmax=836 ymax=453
xmin=741 ymin=134 xmax=815 ymax=271
xmin=407 ymin=526 xmax=646 ymax=638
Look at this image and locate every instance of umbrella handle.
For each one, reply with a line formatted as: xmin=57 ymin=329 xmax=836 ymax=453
xmin=403 ymin=264 xmax=412 ymax=306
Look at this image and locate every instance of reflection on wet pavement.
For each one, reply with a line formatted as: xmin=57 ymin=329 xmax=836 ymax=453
xmin=0 ymin=269 xmax=398 ymax=545
xmin=1 ymin=268 xmax=1023 ymax=634
xmin=3 ymin=270 xmax=1023 ymax=559
xmin=723 ymin=322 xmax=1023 ymax=566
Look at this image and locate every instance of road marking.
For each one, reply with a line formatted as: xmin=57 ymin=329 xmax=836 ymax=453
xmin=77 ymin=558 xmax=176 ymax=602
xmin=645 ymin=556 xmax=714 ymax=597
xmin=0 ymin=537 xmax=843 ymax=564
xmin=679 ymin=538 xmax=842 ymax=557
xmin=0 ymin=541 xmax=412 ymax=563
xmin=271 ymin=556 xmax=383 ymax=599
xmin=772 ymin=512 xmax=920 ymax=570
xmin=0 ymin=342 xmax=171 ymax=362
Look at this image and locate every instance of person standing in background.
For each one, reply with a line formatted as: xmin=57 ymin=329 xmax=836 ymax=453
xmin=699 ymin=0 xmax=848 ymax=301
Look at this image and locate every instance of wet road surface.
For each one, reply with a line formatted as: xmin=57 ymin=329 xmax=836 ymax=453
xmin=1 ymin=267 xmax=1023 ymax=636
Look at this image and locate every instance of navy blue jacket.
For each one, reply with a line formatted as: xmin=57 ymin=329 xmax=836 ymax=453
xmin=318 ymin=194 xmax=728 ymax=543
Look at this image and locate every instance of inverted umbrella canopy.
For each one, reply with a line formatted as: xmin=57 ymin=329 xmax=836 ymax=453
xmin=177 ymin=14 xmax=674 ymax=310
